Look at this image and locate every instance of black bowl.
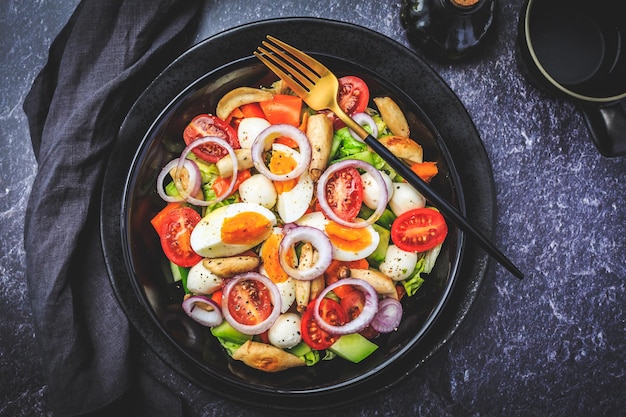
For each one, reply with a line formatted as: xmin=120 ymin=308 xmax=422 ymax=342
xmin=101 ymin=17 xmax=495 ymax=412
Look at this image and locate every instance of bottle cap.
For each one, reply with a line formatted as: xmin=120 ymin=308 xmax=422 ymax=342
xmin=451 ymin=0 xmax=480 ymax=7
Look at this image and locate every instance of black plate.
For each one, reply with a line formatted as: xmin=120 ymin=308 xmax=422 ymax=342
xmin=101 ymin=17 xmax=495 ymax=412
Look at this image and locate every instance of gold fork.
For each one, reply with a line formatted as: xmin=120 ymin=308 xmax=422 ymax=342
xmin=254 ymin=35 xmax=523 ymax=280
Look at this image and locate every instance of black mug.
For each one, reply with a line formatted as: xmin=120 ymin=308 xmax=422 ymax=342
xmin=517 ymin=0 xmax=626 ymax=157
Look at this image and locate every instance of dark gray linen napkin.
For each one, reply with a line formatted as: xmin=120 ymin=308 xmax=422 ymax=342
xmin=23 ymin=0 xmax=200 ymax=415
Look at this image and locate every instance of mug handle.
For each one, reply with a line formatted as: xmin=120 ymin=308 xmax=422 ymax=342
xmin=581 ymin=101 xmax=626 ymax=157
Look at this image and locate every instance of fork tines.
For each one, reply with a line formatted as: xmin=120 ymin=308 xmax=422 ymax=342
xmin=254 ymin=36 xmax=323 ymax=94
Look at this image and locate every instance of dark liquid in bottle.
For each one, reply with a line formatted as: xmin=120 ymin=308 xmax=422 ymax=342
xmin=401 ymin=0 xmax=497 ymax=61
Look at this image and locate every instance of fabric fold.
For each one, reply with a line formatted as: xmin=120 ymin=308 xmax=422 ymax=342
xmin=23 ymin=1 xmax=201 ymax=415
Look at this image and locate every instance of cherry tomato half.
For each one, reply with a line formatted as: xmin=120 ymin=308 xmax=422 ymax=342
xmin=340 ymin=289 xmax=365 ymax=322
xmin=226 ymin=278 xmax=273 ymax=326
xmin=301 ymin=298 xmax=347 ymax=350
xmin=150 ymin=202 xmax=183 ymax=232
xmin=324 ymin=166 xmax=363 ymax=222
xmin=183 ymin=114 xmax=240 ymax=163
xmin=390 ymin=207 xmax=448 ymax=253
xmin=327 ymin=76 xmax=370 ymax=129
xmin=159 ymin=206 xmax=202 ymax=267
xmin=338 ymin=76 xmax=369 ymax=115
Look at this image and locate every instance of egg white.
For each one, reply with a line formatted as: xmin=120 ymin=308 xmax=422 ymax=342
xmin=269 ymin=143 xmax=314 ymax=223
xmin=190 ymin=202 xmax=276 ymax=258
xmin=276 ymin=171 xmax=314 ymax=223
xmin=259 ymin=264 xmax=296 ymax=313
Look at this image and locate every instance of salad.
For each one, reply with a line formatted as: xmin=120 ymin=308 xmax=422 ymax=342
xmin=151 ymin=74 xmax=448 ymax=372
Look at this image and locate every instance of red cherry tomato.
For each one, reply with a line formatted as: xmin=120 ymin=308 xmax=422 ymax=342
xmin=301 ymin=299 xmax=347 ymax=350
xmin=327 ymin=76 xmax=370 ymax=129
xmin=338 ymin=76 xmax=369 ymax=115
xmin=323 ymin=166 xmax=363 ymax=222
xmin=150 ymin=202 xmax=183 ymax=232
xmin=391 ymin=207 xmax=448 ymax=253
xmin=226 ymin=278 xmax=273 ymax=326
xmin=183 ymin=114 xmax=240 ymax=163
xmin=158 ymin=207 xmax=202 ymax=267
xmin=340 ymin=289 xmax=366 ymax=322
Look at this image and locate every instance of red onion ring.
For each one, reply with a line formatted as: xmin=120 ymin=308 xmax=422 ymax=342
xmin=181 ymin=295 xmax=223 ymax=327
xmin=250 ymin=124 xmax=312 ymax=182
xmin=221 ymin=272 xmax=282 ymax=335
xmin=313 ymin=278 xmax=378 ymax=335
xmin=157 ymin=158 xmax=201 ymax=203
xmin=177 ymin=136 xmax=238 ymax=206
xmin=348 ymin=112 xmax=379 ymax=142
xmin=316 ymin=159 xmax=388 ymax=228
xmin=370 ymin=297 xmax=403 ymax=333
xmin=278 ymin=226 xmax=333 ymax=281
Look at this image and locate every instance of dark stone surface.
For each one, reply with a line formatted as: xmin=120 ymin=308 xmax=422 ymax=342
xmin=2 ymin=1 xmax=625 ymax=416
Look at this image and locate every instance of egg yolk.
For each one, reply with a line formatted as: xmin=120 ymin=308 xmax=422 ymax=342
xmin=261 ymin=231 xmax=296 ymax=283
xmin=221 ymin=212 xmax=272 ymax=245
xmin=324 ymin=221 xmax=372 ymax=252
xmin=268 ymin=149 xmax=298 ymax=193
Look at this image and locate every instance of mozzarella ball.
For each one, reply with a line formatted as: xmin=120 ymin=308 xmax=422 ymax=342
xmin=186 ymin=260 xmax=223 ymax=294
xmin=268 ymin=313 xmax=302 ymax=349
xmin=388 ymin=182 xmax=426 ymax=215
xmin=361 ymin=171 xmax=393 ymax=210
xmin=239 ymin=173 xmax=277 ymax=209
xmin=379 ymin=244 xmax=418 ymax=281
xmin=238 ymin=117 xmax=271 ymax=149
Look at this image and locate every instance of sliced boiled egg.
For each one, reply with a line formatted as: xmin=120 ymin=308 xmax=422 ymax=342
xmin=270 ymin=143 xmax=314 ymax=223
xmin=259 ymin=264 xmax=296 ymax=313
xmin=259 ymin=227 xmax=296 ymax=284
xmin=276 ymin=171 xmax=314 ymax=223
xmin=296 ymin=211 xmax=380 ymax=261
xmin=190 ymin=202 xmax=276 ymax=258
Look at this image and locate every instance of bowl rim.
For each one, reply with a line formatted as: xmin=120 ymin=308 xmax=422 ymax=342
xmin=102 ymin=18 xmax=495 ymax=408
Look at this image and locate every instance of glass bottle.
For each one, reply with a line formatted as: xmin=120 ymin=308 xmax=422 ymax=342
xmin=400 ymin=0 xmax=497 ymax=61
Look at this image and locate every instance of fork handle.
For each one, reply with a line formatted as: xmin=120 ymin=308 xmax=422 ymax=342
xmin=360 ymin=131 xmax=524 ymax=280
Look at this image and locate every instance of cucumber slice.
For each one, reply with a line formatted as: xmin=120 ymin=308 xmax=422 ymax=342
xmin=210 ymin=320 xmax=252 ymax=345
xmin=329 ymin=333 xmax=378 ymax=363
xmin=375 ymin=208 xmax=396 ymax=229
xmin=170 ymin=262 xmax=189 ymax=283
xmin=367 ymin=223 xmax=390 ymax=267
xmin=287 ymin=342 xmax=312 ymax=357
